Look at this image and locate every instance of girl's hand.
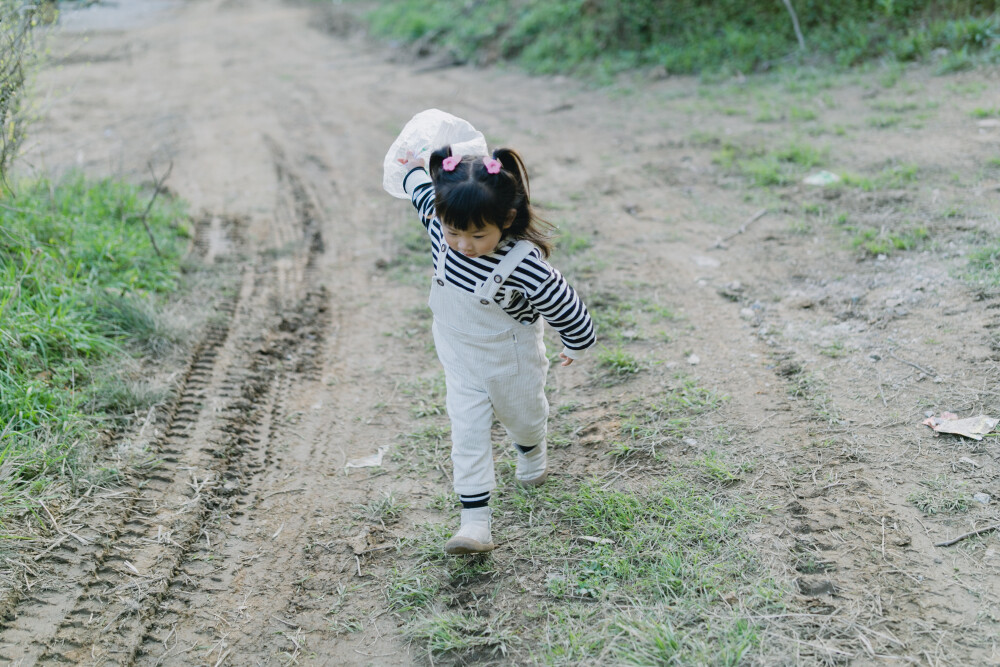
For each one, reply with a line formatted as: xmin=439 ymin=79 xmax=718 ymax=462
xmin=397 ymin=150 xmax=425 ymax=169
xmin=559 ymin=353 xmax=574 ymax=367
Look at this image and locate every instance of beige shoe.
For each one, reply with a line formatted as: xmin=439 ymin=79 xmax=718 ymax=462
xmin=444 ymin=507 xmax=495 ymax=555
xmin=515 ymin=441 xmax=548 ymax=487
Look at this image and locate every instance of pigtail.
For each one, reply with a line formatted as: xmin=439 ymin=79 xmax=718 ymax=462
xmin=493 ymin=148 xmax=529 ymax=198
xmin=493 ymin=148 xmax=553 ymax=258
xmin=428 ymin=145 xmax=454 ymax=181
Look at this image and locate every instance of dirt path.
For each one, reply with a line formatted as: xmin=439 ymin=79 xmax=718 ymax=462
xmin=2 ymin=0 xmax=1000 ymax=664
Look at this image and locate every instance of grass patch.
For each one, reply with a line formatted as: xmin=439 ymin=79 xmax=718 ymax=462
xmin=613 ymin=379 xmax=727 ymax=459
xmin=554 ymin=222 xmax=594 ymax=257
xmin=962 ymin=242 xmax=1000 ymax=288
xmin=594 ymin=346 xmax=642 ymax=384
xmin=971 ymin=107 xmax=1000 ymax=118
xmin=849 ymin=224 xmax=930 ymax=256
xmin=908 ymin=476 xmax=971 ymax=515
xmin=401 ymin=372 xmax=446 ymax=419
xmin=384 ymin=223 xmax=430 ymax=286
xmin=388 ymin=467 xmax=782 ymax=664
xmin=0 ymin=171 xmax=190 ymax=531
xmin=840 ymin=162 xmax=920 ymax=191
xmin=714 ymin=140 xmax=827 ymax=188
xmin=353 ymin=490 xmax=408 ymax=525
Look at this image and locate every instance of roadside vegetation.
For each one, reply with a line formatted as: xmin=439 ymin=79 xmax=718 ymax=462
xmin=0 ymin=172 xmax=190 ymax=537
xmin=1 ymin=0 xmax=36 ymax=182
xmin=365 ymin=0 xmax=1000 ymax=79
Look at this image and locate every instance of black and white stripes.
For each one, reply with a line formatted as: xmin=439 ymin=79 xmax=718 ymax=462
xmin=458 ymin=491 xmax=490 ymax=509
xmin=404 ymin=168 xmax=596 ymax=356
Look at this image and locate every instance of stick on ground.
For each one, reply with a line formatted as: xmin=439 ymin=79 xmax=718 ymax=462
xmin=935 ymin=524 xmax=1000 ymax=547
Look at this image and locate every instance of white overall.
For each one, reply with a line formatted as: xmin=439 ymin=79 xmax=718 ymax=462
xmin=429 ymin=239 xmax=550 ymax=497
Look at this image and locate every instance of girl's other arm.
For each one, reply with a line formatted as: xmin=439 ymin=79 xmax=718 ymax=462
xmin=520 ymin=258 xmax=596 ymax=366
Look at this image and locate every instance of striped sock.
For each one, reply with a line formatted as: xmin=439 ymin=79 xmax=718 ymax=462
xmin=459 ymin=491 xmax=490 ymax=509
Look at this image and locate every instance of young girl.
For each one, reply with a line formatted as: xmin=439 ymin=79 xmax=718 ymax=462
xmin=398 ymin=145 xmax=596 ymax=555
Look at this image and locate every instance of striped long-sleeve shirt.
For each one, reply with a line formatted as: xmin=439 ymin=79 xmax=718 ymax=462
xmin=404 ymin=168 xmax=596 ymax=358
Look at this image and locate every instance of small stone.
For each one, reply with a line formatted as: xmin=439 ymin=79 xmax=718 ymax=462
xmin=687 ymin=354 xmax=700 ymax=365
xmin=796 ymin=578 xmax=837 ymax=596
xmin=973 ymin=493 xmax=991 ymax=505
xmin=693 ymin=255 xmax=721 ymax=268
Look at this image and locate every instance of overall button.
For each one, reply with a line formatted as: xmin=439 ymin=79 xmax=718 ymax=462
xmin=493 ymin=275 xmax=502 ymax=283
xmin=436 ymin=279 xmax=444 ymax=286
xmin=480 ymin=299 xmax=490 ymax=305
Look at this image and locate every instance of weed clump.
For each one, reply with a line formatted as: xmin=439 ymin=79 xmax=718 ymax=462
xmin=1 ymin=172 xmax=190 ymax=524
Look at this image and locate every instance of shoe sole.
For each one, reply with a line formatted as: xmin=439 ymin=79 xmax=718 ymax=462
xmin=444 ymin=537 xmax=496 ymax=555
xmin=516 ymin=470 xmax=548 ymax=487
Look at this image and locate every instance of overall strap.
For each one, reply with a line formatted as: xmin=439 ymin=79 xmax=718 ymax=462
xmin=434 ymin=237 xmax=448 ymax=281
xmin=479 ymin=240 xmax=535 ymax=300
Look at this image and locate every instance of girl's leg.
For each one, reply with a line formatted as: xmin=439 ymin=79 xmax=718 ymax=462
xmin=442 ymin=368 xmax=497 ymax=554
xmin=487 ymin=347 xmax=549 ymax=485
xmin=445 ymin=368 xmax=497 ymax=497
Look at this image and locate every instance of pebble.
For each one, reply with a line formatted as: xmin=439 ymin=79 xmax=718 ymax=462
xmin=973 ymin=493 xmax=991 ymax=505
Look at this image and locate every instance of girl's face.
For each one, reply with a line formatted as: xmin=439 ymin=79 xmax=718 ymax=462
xmin=442 ymin=221 xmax=505 ymax=259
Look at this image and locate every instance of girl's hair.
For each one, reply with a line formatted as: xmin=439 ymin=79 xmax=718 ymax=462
xmin=428 ymin=145 xmax=553 ymax=257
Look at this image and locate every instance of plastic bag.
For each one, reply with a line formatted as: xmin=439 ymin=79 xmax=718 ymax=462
xmin=382 ymin=109 xmax=488 ymax=199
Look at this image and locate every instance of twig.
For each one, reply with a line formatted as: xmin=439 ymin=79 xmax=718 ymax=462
xmin=781 ymin=0 xmax=806 ymax=50
xmin=271 ymin=615 xmax=299 ymax=629
xmin=137 ymin=160 xmax=173 ymax=258
xmin=710 ymin=208 xmax=767 ymax=249
xmin=888 ymin=350 xmax=935 ymax=377
xmin=261 ymin=487 xmax=306 ymax=500
xmin=935 ymin=523 xmax=1000 ymax=547
xmin=880 ymin=516 xmax=886 ymax=560
xmin=213 ymin=648 xmax=232 ymax=667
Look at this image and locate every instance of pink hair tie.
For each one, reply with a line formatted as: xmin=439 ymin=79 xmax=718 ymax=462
xmin=442 ymin=155 xmax=461 ymax=171
xmin=483 ymin=157 xmax=502 ymax=174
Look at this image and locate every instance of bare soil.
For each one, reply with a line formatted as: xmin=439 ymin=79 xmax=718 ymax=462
xmin=3 ymin=0 xmax=1000 ymax=664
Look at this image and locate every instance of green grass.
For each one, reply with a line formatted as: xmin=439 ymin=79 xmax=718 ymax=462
xmin=0 ymin=171 xmax=190 ymax=532
xmin=353 ymin=490 xmax=408 ymax=525
xmin=849 ymin=224 xmax=930 ymax=256
xmin=366 ymin=0 xmax=1000 ymax=79
xmin=908 ymin=476 xmax=971 ymax=515
xmin=401 ymin=372 xmax=446 ymax=418
xmin=713 ymin=140 xmax=827 ymax=188
xmin=840 ymin=162 xmax=920 ymax=191
xmin=615 ymin=380 xmax=727 ymax=459
xmin=971 ymin=107 xmax=1000 ymax=118
xmin=384 ymin=223 xmax=430 ymax=286
xmin=963 ymin=242 xmax=1000 ymax=288
xmin=594 ymin=346 xmax=642 ymax=384
xmin=388 ymin=467 xmax=782 ymax=664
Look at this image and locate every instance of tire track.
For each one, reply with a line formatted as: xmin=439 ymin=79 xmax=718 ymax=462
xmin=0 ymin=269 xmax=242 ymax=665
xmin=127 ymin=149 xmax=332 ymax=665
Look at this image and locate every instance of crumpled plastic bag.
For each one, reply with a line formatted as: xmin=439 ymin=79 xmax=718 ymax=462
xmin=922 ymin=413 xmax=999 ymax=440
xmin=345 ymin=445 xmax=389 ymax=468
xmin=382 ymin=108 xmax=488 ymax=199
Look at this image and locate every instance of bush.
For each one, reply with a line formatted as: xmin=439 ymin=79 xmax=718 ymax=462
xmin=0 ymin=0 xmax=40 ymax=183
xmin=366 ymin=0 xmax=1000 ymax=76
